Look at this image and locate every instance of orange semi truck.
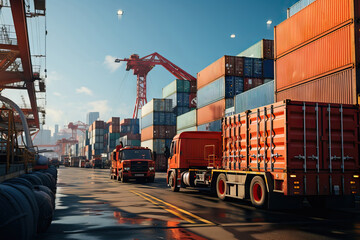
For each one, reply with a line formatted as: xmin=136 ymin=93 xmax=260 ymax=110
xmin=167 ymin=100 xmax=360 ymax=209
xmin=110 ymin=144 xmax=155 ymax=182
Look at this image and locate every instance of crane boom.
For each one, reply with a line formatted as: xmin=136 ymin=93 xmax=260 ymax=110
xmin=115 ymin=52 xmax=196 ymax=118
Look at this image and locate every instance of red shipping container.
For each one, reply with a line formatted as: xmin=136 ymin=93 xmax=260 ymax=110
xmin=275 ymin=0 xmax=352 ymax=58
xmin=189 ymin=93 xmax=197 ymax=108
xmin=107 ymin=117 xmax=120 ymax=124
xmin=223 ymin=100 xmax=359 ymax=196
xmin=165 ymin=126 xmax=176 ymax=139
xmin=276 ymin=68 xmax=356 ymax=104
xmin=244 ymin=78 xmax=263 ymax=91
xmin=197 ymin=99 xmax=225 ymax=126
xmin=189 ymin=80 xmax=197 ymax=93
xmin=197 ymin=56 xmax=235 ymax=89
xmin=234 ymin=57 xmax=244 ymax=76
xmin=275 ymin=24 xmax=354 ymax=91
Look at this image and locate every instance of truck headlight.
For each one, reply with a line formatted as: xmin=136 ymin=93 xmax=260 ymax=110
xmin=149 ymin=167 xmax=154 ymax=171
xmin=124 ymin=167 xmax=130 ymax=171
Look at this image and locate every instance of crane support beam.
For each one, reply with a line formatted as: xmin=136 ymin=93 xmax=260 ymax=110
xmin=115 ymin=52 xmax=196 ymax=119
xmin=9 ymin=0 xmax=39 ymax=128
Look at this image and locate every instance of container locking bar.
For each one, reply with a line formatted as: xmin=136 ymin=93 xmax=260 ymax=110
xmin=263 ymin=107 xmax=267 ymax=171
xmin=302 ymin=102 xmax=307 ymax=173
xmin=270 ymin=105 xmax=274 ymax=171
xmin=256 ymin=108 xmax=260 ymax=170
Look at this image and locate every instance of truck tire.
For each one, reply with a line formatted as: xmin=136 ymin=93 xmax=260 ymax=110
xmin=216 ymin=174 xmax=227 ymax=200
xmin=147 ymin=176 xmax=155 ymax=183
xmin=250 ymin=176 xmax=267 ymax=208
xmin=169 ymin=171 xmax=179 ymax=192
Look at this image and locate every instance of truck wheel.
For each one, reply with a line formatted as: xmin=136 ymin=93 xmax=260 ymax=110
xmin=147 ymin=176 xmax=155 ymax=183
xmin=250 ymin=176 xmax=267 ymax=208
xmin=216 ymin=173 xmax=227 ymax=200
xmin=169 ymin=171 xmax=179 ymax=192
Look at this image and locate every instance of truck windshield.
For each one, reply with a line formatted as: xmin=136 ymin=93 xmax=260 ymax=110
xmin=122 ymin=149 xmax=151 ymax=160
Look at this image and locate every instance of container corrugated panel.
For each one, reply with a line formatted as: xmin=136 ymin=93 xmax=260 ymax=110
xmin=235 ymin=80 xmax=274 ymax=114
xmin=288 ymin=0 xmax=316 ymax=17
xmin=173 ymin=106 xmax=190 ymax=116
xmin=162 ymin=79 xmax=191 ymax=98
xmin=165 ymin=92 xmax=189 ymax=108
xmin=234 ymin=77 xmax=244 ymax=95
xmin=244 ymin=78 xmax=263 ymax=91
xmin=141 ymin=99 xmax=173 ymax=117
xmin=237 ymin=39 xmax=274 ymax=59
xmin=234 ymin=57 xmax=244 ymax=76
xmin=253 ymin=58 xmax=263 ymax=77
xmin=141 ymin=125 xmax=175 ymax=141
xmin=276 ymin=24 xmax=353 ymax=91
xmin=276 ymin=68 xmax=355 ymax=104
xmin=225 ymin=98 xmax=234 ymax=109
xmin=197 ymin=56 xmax=236 ymax=89
xmin=141 ymin=139 xmax=167 ymax=154
xmin=197 ymin=76 xmax=235 ymax=108
xmin=223 ymin=100 xmax=359 ymax=195
xmin=177 ymin=109 xmax=196 ymax=130
xmin=197 ymin=99 xmax=225 ymax=125
xmin=176 ymin=126 xmax=197 ymax=134
xmin=141 ymin=112 xmax=176 ymax=129
xmin=244 ymin=58 xmax=253 ymax=77
xmin=198 ymin=119 xmax=222 ymax=132
xmin=263 ymin=59 xmax=274 ymax=79
xmin=189 ymin=80 xmax=197 ymax=93
xmin=275 ymin=0 xmax=352 ymax=57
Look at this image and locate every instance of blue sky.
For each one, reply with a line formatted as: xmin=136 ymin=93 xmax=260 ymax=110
xmin=15 ymin=0 xmax=297 ymax=133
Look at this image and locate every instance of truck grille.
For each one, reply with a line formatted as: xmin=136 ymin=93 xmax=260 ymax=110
xmin=131 ymin=161 xmax=148 ymax=172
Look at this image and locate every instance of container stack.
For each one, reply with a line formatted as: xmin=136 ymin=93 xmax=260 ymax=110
xmin=162 ymin=79 xmax=196 ymax=116
xmin=274 ymin=0 xmax=358 ymax=104
xmin=89 ymin=120 xmax=105 ymax=157
xmin=118 ymin=118 xmax=141 ymax=147
xmin=196 ymin=56 xmax=243 ymax=131
xmin=176 ymin=109 xmax=197 ymax=134
xmin=104 ymin=117 xmax=121 ymax=153
xmin=141 ymin=99 xmax=175 ymax=172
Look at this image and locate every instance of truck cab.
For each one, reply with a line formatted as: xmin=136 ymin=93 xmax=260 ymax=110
xmin=110 ymin=144 xmax=155 ymax=182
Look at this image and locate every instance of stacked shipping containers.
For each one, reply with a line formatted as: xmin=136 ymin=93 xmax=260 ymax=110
xmin=176 ymin=109 xmax=197 ymax=134
xmin=162 ymin=79 xmax=196 ymax=116
xmin=141 ymin=99 xmax=175 ymax=171
xmin=89 ymin=120 xmax=105 ymax=157
xmin=104 ymin=117 xmax=121 ymax=153
xmin=274 ymin=0 xmax=359 ymax=104
xmin=118 ymin=118 xmax=141 ymax=147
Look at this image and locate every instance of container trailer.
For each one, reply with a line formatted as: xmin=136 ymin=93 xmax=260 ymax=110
xmin=167 ymin=100 xmax=360 ymax=208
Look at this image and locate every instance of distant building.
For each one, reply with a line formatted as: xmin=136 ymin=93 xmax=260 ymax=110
xmin=33 ymin=129 xmax=52 ymax=146
xmin=87 ymin=112 xmax=99 ymax=126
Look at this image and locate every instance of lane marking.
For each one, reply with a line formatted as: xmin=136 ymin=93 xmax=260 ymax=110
xmin=131 ymin=190 xmax=195 ymax=223
xmin=136 ymin=190 xmax=214 ymax=225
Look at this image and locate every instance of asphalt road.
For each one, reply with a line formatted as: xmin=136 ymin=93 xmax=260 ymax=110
xmin=39 ymin=167 xmax=360 ymax=240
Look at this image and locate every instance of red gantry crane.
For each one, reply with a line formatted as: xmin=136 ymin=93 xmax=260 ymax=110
xmin=115 ymin=52 xmax=196 ymax=119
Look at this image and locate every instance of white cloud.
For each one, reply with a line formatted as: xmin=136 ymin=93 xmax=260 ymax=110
xmin=103 ymin=55 xmax=122 ymax=72
xmin=46 ymin=71 xmax=62 ymax=85
xmin=53 ymin=92 xmax=62 ymax=97
xmin=46 ymin=108 xmax=64 ymax=124
xmin=76 ymin=86 xmax=93 ymax=96
xmin=88 ymin=100 xmax=112 ymax=118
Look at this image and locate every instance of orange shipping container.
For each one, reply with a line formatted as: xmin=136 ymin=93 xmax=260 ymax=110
xmin=275 ymin=0 xmax=353 ymax=57
xmin=197 ymin=99 xmax=225 ymax=126
xmin=276 ymin=68 xmax=356 ymax=104
xmin=197 ymin=56 xmax=235 ymax=89
xmin=275 ymin=24 xmax=354 ymax=91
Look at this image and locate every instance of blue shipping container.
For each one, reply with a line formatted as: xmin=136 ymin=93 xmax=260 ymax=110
xmin=244 ymin=58 xmax=253 ymax=77
xmin=173 ymin=107 xmax=190 ymax=116
xmin=166 ymin=92 xmax=190 ymax=108
xmin=244 ymin=58 xmax=263 ymax=78
xmin=263 ymin=60 xmax=274 ymax=79
xmin=234 ymin=77 xmax=244 ymax=95
xmin=197 ymin=76 xmax=234 ymax=108
xmin=253 ymin=58 xmax=263 ymax=78
xmin=141 ymin=112 xmax=176 ymax=129
xmin=197 ymin=119 xmax=222 ymax=132
xmin=235 ymin=80 xmax=274 ymax=114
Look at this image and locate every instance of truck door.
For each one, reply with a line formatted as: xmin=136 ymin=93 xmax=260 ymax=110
xmin=169 ymin=140 xmax=177 ymax=168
